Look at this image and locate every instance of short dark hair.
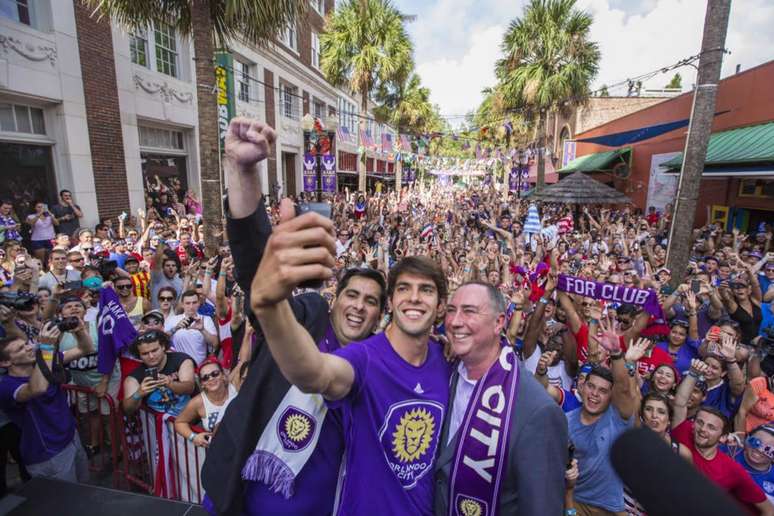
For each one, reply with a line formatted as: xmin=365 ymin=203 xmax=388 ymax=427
xmin=696 ymin=405 xmax=729 ymax=433
xmin=95 ymin=223 xmax=107 ymax=232
xmin=0 ymin=336 xmax=23 ymax=361
xmin=181 ymin=289 xmax=199 ymax=301
xmin=130 ymin=330 xmax=171 ymax=357
xmin=387 ymin=256 xmax=448 ymax=302
xmin=0 ymin=199 xmax=12 ymax=207
xmin=587 ymin=364 xmax=614 ymax=386
xmin=456 ymin=281 xmax=506 ymax=314
xmin=158 ymin=286 xmax=178 ymax=299
xmin=59 ymin=189 xmax=71 ymax=197
xmin=336 ymin=267 xmax=387 ymax=311
xmin=640 ymin=392 xmax=674 ymax=420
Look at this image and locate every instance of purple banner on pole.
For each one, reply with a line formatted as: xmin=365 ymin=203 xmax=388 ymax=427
xmin=508 ymin=167 xmax=519 ymax=192
xmin=321 ymin=154 xmax=336 ymax=193
xmin=303 ymin=153 xmax=317 ymax=192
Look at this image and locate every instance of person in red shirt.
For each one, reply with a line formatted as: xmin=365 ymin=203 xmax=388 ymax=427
xmin=646 ymin=206 xmax=660 ymax=226
xmin=671 ymin=403 xmax=774 ymax=514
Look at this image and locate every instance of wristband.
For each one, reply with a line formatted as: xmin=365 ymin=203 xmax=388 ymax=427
xmin=624 ymin=362 xmax=636 ymax=376
xmin=566 ymin=509 xmax=577 ymax=516
xmin=687 ymin=370 xmax=700 ymax=379
xmin=589 ymin=319 xmax=600 ymax=326
xmin=131 ymin=391 xmax=143 ymax=401
xmin=609 ymin=351 xmax=624 ymax=361
xmin=539 ymin=297 xmax=549 ymax=305
xmin=536 ymin=368 xmax=547 ymax=376
xmin=219 ymin=272 xmax=227 ymax=277
xmin=38 ymin=344 xmax=55 ymax=352
xmin=188 ymin=433 xmax=196 ymax=443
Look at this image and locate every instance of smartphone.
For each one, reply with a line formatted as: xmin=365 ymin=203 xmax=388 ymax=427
xmin=567 ymin=442 xmax=576 ymax=469
xmin=146 ymin=367 xmax=159 ymax=381
xmin=691 ymin=279 xmax=701 ymax=294
xmin=296 ymin=202 xmax=332 ymax=290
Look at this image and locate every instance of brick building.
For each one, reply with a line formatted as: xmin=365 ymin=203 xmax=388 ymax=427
xmin=561 ymin=60 xmax=774 ymax=230
xmin=0 ymin=0 xmax=394 ymax=228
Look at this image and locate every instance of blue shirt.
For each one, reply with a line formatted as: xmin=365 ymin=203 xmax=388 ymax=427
xmin=655 ymin=337 xmax=701 ymax=375
xmin=704 ymin=380 xmax=741 ymax=419
xmin=560 ymin=389 xmax=582 ymax=413
xmin=760 ymin=303 xmax=774 ymax=338
xmin=567 ymin=404 xmax=633 ymax=512
xmin=109 ymin=252 xmax=128 ymax=269
xmin=736 ymin=451 xmax=774 ymax=504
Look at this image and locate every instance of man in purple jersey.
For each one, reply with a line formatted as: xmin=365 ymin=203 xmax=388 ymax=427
xmin=250 ymin=211 xmax=450 ymax=516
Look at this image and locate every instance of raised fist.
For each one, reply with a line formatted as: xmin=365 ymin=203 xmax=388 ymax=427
xmin=224 ymin=117 xmax=276 ymax=169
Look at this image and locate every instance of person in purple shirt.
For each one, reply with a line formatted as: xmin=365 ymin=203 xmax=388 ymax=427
xmin=0 ymin=321 xmax=94 ymax=482
xmin=250 ymin=209 xmax=450 ymax=516
xmin=655 ymin=317 xmax=701 ymax=375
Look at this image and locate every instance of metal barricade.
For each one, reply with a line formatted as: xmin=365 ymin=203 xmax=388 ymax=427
xmin=118 ymin=404 xmax=207 ymax=503
xmin=61 ymin=385 xmax=122 ymax=489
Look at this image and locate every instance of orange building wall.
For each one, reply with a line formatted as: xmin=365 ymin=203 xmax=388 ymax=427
xmin=572 ymin=61 xmax=774 ymax=221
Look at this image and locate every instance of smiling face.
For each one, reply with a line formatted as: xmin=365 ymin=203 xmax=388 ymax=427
xmin=668 ymin=325 xmax=687 ymax=347
xmin=693 ymin=410 xmax=725 ymax=450
xmin=390 ymin=272 xmax=442 ymax=338
xmin=0 ymin=338 xmax=35 ymax=369
xmin=651 ymin=365 xmax=677 ymax=393
xmin=581 ymin=373 xmax=613 ymax=416
xmin=199 ymin=363 xmax=225 ymax=393
xmin=745 ymin=429 xmax=774 ymax=469
xmin=330 ymin=276 xmax=383 ymax=345
xmin=445 ymin=284 xmax=504 ymax=364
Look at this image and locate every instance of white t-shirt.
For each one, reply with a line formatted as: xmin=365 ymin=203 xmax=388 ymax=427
xmin=523 ymin=347 xmax=573 ymax=390
xmin=165 ymin=313 xmax=216 ymax=365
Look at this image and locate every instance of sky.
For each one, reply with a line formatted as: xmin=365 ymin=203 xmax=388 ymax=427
xmin=392 ymin=0 xmax=774 ymax=125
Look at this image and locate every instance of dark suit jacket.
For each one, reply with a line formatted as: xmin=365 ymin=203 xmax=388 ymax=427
xmin=201 ymin=196 xmax=330 ymax=515
xmin=433 ymin=362 xmax=569 ymax=515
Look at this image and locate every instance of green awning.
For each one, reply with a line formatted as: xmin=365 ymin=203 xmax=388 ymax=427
xmin=559 ymin=147 xmax=631 ymax=173
xmin=662 ymin=121 xmax=774 ymax=169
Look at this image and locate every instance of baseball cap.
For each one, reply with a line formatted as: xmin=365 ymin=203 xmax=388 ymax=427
xmin=656 ymin=267 xmax=671 ymax=276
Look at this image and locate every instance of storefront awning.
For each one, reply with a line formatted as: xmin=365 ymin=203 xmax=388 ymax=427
xmin=663 ymin=165 xmax=774 ymax=177
xmin=558 ymin=147 xmax=631 ymax=173
xmin=661 ymin=121 xmax=774 ymax=170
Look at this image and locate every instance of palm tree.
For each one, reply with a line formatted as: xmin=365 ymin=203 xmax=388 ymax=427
xmin=320 ymin=0 xmax=413 ymax=192
xmin=86 ymin=0 xmax=306 ymax=254
xmin=374 ymin=74 xmax=434 ymax=135
xmin=496 ymin=0 xmax=600 ymax=189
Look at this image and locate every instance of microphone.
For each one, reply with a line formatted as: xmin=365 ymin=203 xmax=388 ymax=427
xmin=610 ymin=427 xmax=744 ymax=516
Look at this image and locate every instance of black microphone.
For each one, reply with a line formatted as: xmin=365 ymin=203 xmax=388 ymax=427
xmin=610 ymin=427 xmax=744 ymax=516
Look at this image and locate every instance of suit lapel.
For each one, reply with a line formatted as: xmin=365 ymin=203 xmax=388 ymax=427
xmin=437 ymin=369 xmax=460 ymax=468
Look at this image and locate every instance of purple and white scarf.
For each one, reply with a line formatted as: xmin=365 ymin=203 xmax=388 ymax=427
xmin=449 ymin=346 xmax=520 ymax=516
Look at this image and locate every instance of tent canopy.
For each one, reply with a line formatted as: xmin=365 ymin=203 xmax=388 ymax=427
xmin=524 ymin=171 xmax=632 ymax=204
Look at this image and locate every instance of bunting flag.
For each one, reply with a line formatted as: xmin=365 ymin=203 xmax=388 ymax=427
xmin=381 ymin=133 xmax=393 ymax=153
xmin=337 ymin=125 xmax=353 ymax=145
xmin=359 ymin=129 xmax=376 ymax=150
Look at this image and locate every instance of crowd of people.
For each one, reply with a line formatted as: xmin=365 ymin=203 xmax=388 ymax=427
xmin=0 ymin=115 xmax=772 ymax=515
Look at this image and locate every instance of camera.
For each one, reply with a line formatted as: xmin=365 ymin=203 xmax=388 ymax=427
xmin=145 ymin=366 xmax=159 ymax=381
xmin=0 ymin=291 xmax=38 ymax=311
xmin=54 ymin=316 xmax=80 ymax=332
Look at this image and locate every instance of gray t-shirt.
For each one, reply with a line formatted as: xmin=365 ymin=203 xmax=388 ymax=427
xmin=150 ymin=270 xmax=183 ymax=309
xmin=38 ymin=269 xmax=81 ymax=292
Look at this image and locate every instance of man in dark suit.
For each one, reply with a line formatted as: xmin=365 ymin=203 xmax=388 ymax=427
xmin=434 ymin=282 xmax=569 ymax=515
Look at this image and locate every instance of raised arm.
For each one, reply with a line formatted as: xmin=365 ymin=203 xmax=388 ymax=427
xmin=557 ymin=291 xmax=582 ymax=334
xmin=673 ymin=359 xmax=709 ymax=428
xmin=250 ymin=204 xmax=354 ymax=400
xmin=599 ymin=318 xmax=636 ymax=419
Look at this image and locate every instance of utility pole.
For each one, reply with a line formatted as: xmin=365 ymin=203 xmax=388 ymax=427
xmin=666 ymin=0 xmax=731 ymax=286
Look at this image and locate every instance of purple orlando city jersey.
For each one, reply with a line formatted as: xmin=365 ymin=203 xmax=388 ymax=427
xmin=330 ymin=332 xmax=451 ymax=516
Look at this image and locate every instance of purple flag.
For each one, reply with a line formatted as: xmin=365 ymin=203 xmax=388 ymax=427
xmin=508 ymin=167 xmax=520 ymax=192
xmin=557 ymin=274 xmax=664 ymax=318
xmin=97 ymin=287 xmax=138 ymax=375
xmin=321 ymin=154 xmax=336 ymax=193
xmin=303 ymin=153 xmax=317 ymax=192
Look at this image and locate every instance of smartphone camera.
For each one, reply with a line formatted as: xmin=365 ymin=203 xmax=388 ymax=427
xmin=146 ymin=367 xmax=159 ymax=381
xmin=295 ymin=202 xmax=332 ymax=290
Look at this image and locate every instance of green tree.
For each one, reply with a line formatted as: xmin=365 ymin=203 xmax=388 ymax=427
xmin=496 ymin=0 xmax=600 ymax=189
xmin=598 ymin=84 xmax=610 ymax=96
xmin=321 ymin=0 xmax=413 ymax=191
xmin=86 ymin=0 xmax=306 ymax=253
xmin=666 ymin=72 xmax=683 ymax=90
xmin=374 ymin=73 xmax=434 ymax=135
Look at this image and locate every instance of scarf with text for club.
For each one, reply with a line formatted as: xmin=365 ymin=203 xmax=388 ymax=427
xmin=97 ymin=287 xmax=138 ymax=375
xmin=449 ymin=346 xmax=520 ymax=516
xmin=557 ymin=274 xmax=664 ymax=319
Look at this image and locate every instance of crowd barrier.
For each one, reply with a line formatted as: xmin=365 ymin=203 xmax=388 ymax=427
xmin=61 ymin=384 xmax=208 ymax=504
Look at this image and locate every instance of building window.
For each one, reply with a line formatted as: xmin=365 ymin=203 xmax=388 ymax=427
xmin=139 ymin=126 xmax=184 ymax=151
xmin=236 ymin=60 xmax=251 ymax=102
xmin=310 ymin=0 xmax=324 ymax=15
xmin=281 ymin=22 xmax=297 ymax=52
xmin=154 ymin=23 xmax=178 ymax=78
xmin=281 ymin=84 xmax=299 ymax=120
xmin=0 ymin=0 xmax=31 ymax=26
xmin=313 ymin=99 xmax=325 ymax=120
xmin=130 ymin=29 xmax=149 ymax=68
xmin=0 ymin=103 xmax=45 ymax=135
xmin=311 ymin=32 xmax=321 ymax=69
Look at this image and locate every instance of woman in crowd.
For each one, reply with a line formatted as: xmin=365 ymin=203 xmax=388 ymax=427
xmin=720 ymin=276 xmax=763 ymax=345
xmin=174 ymin=357 xmax=239 ymax=447
xmin=25 ymin=201 xmax=57 ymax=266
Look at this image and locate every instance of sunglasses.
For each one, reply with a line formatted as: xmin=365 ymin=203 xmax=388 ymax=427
xmin=136 ymin=330 xmax=165 ymax=344
xmin=200 ymin=370 xmax=222 ymax=382
xmin=115 ymin=284 xmax=132 ymax=290
xmin=747 ymin=436 xmax=774 ymax=461
xmin=159 ymin=296 xmax=175 ymax=302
